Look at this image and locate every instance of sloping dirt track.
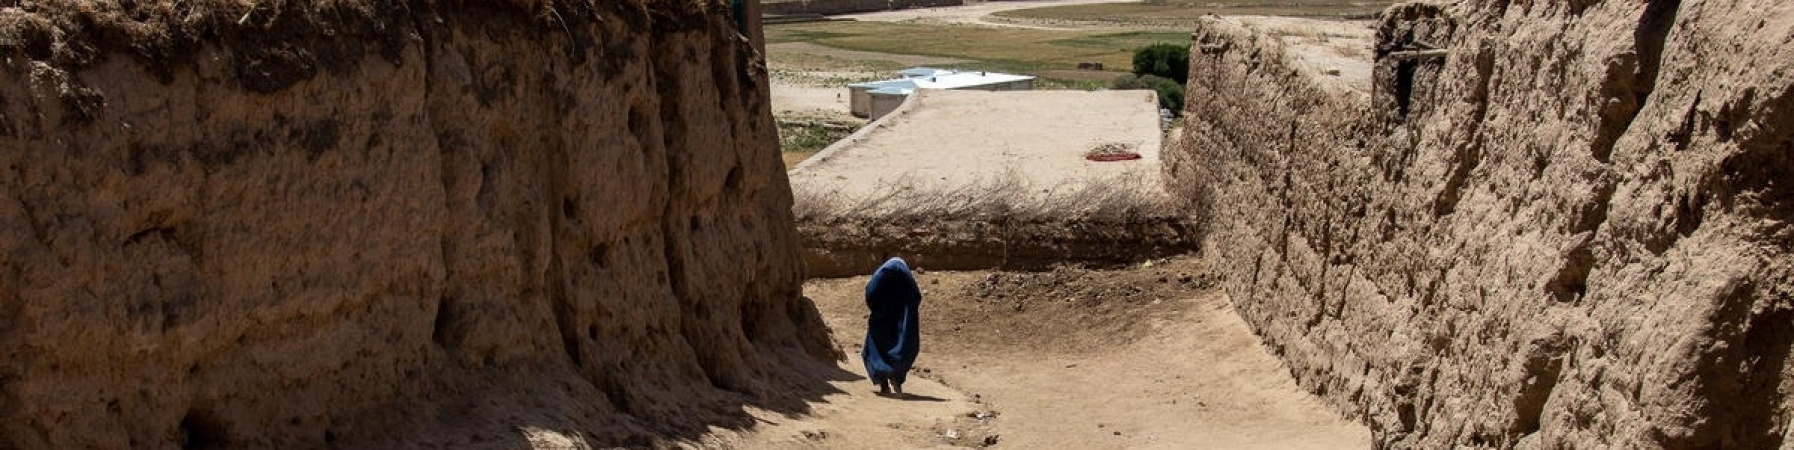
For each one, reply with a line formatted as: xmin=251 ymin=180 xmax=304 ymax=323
xmin=714 ymin=257 xmax=1370 ymax=448
xmin=757 ymin=5 xmax=1370 ymax=448
xmin=840 ymin=0 xmax=1137 ymax=29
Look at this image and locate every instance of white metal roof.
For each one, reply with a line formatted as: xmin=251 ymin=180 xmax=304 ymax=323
xmin=898 ymin=67 xmax=950 ymax=78
xmin=912 ymin=71 xmax=1034 ymax=89
xmin=868 ymin=86 xmax=914 ymax=96
xmin=850 ymin=68 xmax=1035 ymax=92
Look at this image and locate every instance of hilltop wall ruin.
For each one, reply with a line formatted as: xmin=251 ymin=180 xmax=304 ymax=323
xmin=0 ymin=1 xmax=833 ymax=448
xmin=1171 ymin=1 xmax=1793 ymax=448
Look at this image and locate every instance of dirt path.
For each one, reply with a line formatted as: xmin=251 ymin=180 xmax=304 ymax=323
xmin=771 ymin=42 xmax=972 ymax=68
xmin=713 ymin=358 xmax=989 ymax=449
xmin=711 ymin=257 xmax=1369 ymax=448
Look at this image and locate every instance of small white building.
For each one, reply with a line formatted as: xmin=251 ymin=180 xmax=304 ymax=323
xmin=848 ymin=68 xmax=1036 ymax=119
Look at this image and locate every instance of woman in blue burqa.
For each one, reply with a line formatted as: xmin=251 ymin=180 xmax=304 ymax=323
xmin=862 ymin=257 xmax=921 ymax=396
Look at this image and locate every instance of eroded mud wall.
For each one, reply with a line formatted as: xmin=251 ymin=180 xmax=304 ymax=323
xmin=0 ymin=1 xmax=833 ymax=448
xmin=1171 ymin=2 xmax=1793 ymax=448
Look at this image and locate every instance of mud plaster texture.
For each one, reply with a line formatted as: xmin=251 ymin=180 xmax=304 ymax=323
xmin=1168 ymin=3 xmax=1794 ymax=449
xmin=0 ymin=1 xmax=837 ymax=448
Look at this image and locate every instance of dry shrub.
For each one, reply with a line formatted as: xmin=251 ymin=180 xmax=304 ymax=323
xmin=793 ymin=168 xmax=1210 ymax=274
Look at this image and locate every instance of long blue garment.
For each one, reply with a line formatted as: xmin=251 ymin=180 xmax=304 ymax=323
xmin=862 ymin=258 xmax=922 ymax=389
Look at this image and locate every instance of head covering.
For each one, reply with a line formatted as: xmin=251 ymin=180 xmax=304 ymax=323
xmin=862 ymin=257 xmax=922 ymax=389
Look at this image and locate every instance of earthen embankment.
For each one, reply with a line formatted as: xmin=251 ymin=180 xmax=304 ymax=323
xmin=0 ymin=1 xmax=832 ymax=448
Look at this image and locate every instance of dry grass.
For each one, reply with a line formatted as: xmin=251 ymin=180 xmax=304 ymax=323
xmin=793 ymin=168 xmax=1192 ymax=225
xmin=777 ymin=116 xmax=858 ymax=168
xmin=993 ymin=2 xmax=1390 ymax=24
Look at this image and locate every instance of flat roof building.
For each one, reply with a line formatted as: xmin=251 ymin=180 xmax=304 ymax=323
xmin=848 ymin=68 xmax=1036 ymax=119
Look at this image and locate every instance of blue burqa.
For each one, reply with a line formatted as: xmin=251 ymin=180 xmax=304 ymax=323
xmin=862 ymin=258 xmax=921 ymax=392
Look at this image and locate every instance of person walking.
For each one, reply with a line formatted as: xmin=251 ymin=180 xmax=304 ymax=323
xmin=862 ymin=257 xmax=922 ymax=396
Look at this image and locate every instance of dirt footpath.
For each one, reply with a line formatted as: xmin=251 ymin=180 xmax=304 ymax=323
xmin=712 ymin=257 xmax=1369 ymax=448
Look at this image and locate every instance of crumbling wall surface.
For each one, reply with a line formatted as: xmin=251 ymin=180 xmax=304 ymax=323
xmin=799 ymin=218 xmax=1203 ymax=278
xmin=0 ymin=1 xmax=834 ymax=448
xmin=1172 ymin=1 xmax=1794 ymax=448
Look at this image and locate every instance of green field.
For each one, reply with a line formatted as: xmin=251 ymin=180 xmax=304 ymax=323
xmin=766 ymin=21 xmax=1188 ymax=78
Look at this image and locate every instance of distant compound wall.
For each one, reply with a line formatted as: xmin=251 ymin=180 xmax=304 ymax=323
xmin=1170 ymin=2 xmax=1794 ymax=448
xmin=869 ymin=90 xmax=908 ymax=119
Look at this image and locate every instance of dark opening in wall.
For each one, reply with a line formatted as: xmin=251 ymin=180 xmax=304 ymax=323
xmin=431 ymin=295 xmax=456 ymax=347
xmin=1394 ymin=60 xmax=1418 ymax=119
xmin=178 ymin=410 xmax=228 ymax=450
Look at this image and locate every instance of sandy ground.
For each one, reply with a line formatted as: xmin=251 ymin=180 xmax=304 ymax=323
xmin=705 ymin=356 xmax=988 ymax=449
xmin=771 ymin=78 xmax=857 ymax=119
xmin=788 ymin=89 xmax=1165 ymax=199
xmin=709 ymin=257 xmax=1370 ymax=448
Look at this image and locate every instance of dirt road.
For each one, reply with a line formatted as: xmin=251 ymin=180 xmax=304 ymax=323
xmin=840 ymin=0 xmax=1138 ymax=29
xmin=709 ymin=257 xmax=1370 ymax=449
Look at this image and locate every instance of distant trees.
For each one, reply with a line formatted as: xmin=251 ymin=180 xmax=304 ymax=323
xmin=1112 ymin=74 xmax=1184 ymax=115
xmin=1131 ymin=43 xmax=1189 ymax=85
xmin=1115 ymin=43 xmax=1189 ymax=115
